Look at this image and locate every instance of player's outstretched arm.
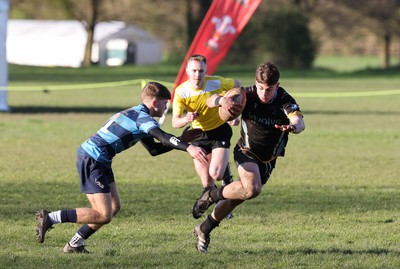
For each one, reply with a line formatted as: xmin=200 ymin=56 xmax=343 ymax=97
xmin=147 ymin=128 xmax=207 ymax=163
xmin=140 ymin=137 xmax=173 ymax=156
xmin=274 ymin=114 xmax=305 ymax=134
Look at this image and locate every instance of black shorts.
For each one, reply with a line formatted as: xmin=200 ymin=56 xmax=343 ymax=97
xmin=76 ymin=154 xmax=115 ymax=194
xmin=190 ymin=123 xmax=232 ymax=154
xmin=233 ymin=144 xmax=276 ymax=185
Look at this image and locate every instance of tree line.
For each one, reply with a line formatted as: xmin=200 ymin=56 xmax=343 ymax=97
xmin=9 ymin=0 xmax=400 ymax=69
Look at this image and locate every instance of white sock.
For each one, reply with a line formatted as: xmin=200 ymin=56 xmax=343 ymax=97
xmin=48 ymin=210 xmax=62 ymax=224
xmin=69 ymin=233 xmax=85 ymax=247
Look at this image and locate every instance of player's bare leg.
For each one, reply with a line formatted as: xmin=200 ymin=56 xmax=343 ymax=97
xmin=64 ymin=183 xmax=121 ymax=253
xmin=193 ymin=162 xmax=263 ymax=252
xmin=193 ymin=154 xmax=213 ymax=189
xmin=208 ymin=147 xmax=230 ymax=181
xmin=222 ymin=162 xmax=262 ymax=200
xmin=212 ymin=199 xmax=243 ymax=221
xmin=192 ymin=148 xmax=234 ymax=219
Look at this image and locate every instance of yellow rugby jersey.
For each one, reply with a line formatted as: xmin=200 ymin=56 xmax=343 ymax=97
xmin=173 ymin=76 xmax=235 ymax=131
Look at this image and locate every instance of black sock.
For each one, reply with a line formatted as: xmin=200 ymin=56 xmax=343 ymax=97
xmin=200 ymin=214 xmax=220 ymax=235
xmin=203 ymin=185 xmax=215 ymax=192
xmin=222 ymin=165 xmax=233 ymax=185
xmin=209 ymin=186 xmax=225 ymax=202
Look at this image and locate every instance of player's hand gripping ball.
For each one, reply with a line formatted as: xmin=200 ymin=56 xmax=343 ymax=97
xmin=218 ymin=87 xmax=246 ymax=122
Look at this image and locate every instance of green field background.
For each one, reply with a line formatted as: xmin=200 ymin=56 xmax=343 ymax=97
xmin=1 ymin=58 xmax=400 ymax=268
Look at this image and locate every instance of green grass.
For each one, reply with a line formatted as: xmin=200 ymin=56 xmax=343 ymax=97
xmin=1 ymin=60 xmax=400 ymax=268
xmin=314 ymin=55 xmax=400 ymax=72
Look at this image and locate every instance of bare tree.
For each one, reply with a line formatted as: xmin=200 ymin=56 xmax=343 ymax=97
xmin=99 ymin=0 xmax=187 ymax=62
xmin=58 ymin=0 xmax=101 ymax=66
xmin=11 ymin=0 xmax=399 ymax=67
xmin=82 ymin=0 xmax=99 ymax=66
xmin=10 ymin=0 xmax=103 ymax=66
xmin=341 ymin=0 xmax=400 ymax=68
xmin=310 ymin=0 xmax=400 ymax=69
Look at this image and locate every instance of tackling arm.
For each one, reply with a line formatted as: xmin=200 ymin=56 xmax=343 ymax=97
xmin=140 ymin=137 xmax=174 ymax=156
xmin=143 ymin=127 xmax=208 ymax=163
xmin=141 ymin=127 xmax=189 ymax=156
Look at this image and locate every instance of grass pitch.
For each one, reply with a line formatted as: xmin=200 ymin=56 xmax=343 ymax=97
xmin=1 ymin=62 xmax=400 ymax=268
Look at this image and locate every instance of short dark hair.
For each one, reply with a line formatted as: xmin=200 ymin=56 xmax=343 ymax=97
xmin=255 ymin=62 xmax=280 ymax=85
xmin=187 ymin=54 xmax=207 ymax=64
xmin=141 ymin=82 xmax=171 ymax=100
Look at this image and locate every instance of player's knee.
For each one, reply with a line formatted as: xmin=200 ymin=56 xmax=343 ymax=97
xmin=113 ymin=204 xmax=121 ymax=216
xmin=98 ymin=212 xmax=113 ymax=224
xmin=210 ymin=173 xmax=220 ymax=181
xmin=243 ymin=185 xmax=262 ymax=200
xmin=209 ymin=167 xmax=224 ymax=181
xmin=103 ymin=215 xmax=113 ymax=224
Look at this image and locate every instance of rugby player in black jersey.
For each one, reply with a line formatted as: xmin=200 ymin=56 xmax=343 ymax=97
xmin=193 ymin=62 xmax=305 ymax=253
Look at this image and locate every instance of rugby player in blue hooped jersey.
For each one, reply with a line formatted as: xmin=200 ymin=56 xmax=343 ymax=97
xmin=36 ymin=82 xmax=208 ymax=254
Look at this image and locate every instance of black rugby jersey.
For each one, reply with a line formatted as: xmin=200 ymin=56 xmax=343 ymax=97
xmin=237 ymin=86 xmax=302 ymax=162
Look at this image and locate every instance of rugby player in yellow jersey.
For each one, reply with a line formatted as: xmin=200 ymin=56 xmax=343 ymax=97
xmin=172 ymin=54 xmax=242 ymax=219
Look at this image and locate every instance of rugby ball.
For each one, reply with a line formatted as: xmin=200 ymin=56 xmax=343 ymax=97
xmin=218 ymin=87 xmax=246 ymax=121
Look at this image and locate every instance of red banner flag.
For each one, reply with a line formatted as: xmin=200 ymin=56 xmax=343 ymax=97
xmin=171 ymin=0 xmax=261 ymax=100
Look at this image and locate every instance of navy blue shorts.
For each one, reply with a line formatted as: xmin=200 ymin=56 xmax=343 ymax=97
xmin=233 ymin=144 xmax=276 ymax=185
xmin=76 ymin=154 xmax=115 ymax=194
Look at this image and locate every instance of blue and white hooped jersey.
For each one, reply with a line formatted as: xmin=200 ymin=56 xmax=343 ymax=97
xmin=78 ymin=104 xmax=159 ymax=163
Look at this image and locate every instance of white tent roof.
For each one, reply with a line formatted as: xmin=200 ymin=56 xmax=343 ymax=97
xmin=6 ymin=20 xmax=162 ymax=67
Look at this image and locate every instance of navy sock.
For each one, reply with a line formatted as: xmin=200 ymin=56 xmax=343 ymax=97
xmin=77 ymin=224 xmax=96 ymax=240
xmin=60 ymin=209 xmax=77 ymax=223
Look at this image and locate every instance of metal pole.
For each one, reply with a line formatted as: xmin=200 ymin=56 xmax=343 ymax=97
xmin=0 ymin=0 xmax=10 ymax=112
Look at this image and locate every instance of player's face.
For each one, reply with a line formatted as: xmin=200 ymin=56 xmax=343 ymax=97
xmin=256 ymin=81 xmax=279 ymax=104
xmin=154 ymin=98 xmax=169 ymax=117
xmin=186 ymin=60 xmax=207 ymax=89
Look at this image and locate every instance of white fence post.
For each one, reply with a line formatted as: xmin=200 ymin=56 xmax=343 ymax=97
xmin=0 ymin=0 xmax=10 ymax=112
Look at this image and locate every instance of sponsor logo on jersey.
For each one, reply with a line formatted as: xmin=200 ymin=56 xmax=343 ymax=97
xmin=248 ymin=113 xmax=282 ymax=126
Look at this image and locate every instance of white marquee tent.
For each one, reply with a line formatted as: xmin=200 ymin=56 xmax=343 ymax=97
xmin=6 ymin=19 xmax=163 ymax=68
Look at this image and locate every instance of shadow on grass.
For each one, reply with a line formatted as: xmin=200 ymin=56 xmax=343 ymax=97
xmin=6 ymin=106 xmax=178 ymax=114
xmin=7 ymin=106 xmax=128 ymax=114
xmin=7 ymin=106 xmax=400 ymax=115
xmin=244 ymin=247 xmax=400 ymax=256
xmin=304 ymin=110 xmax=400 ymax=116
